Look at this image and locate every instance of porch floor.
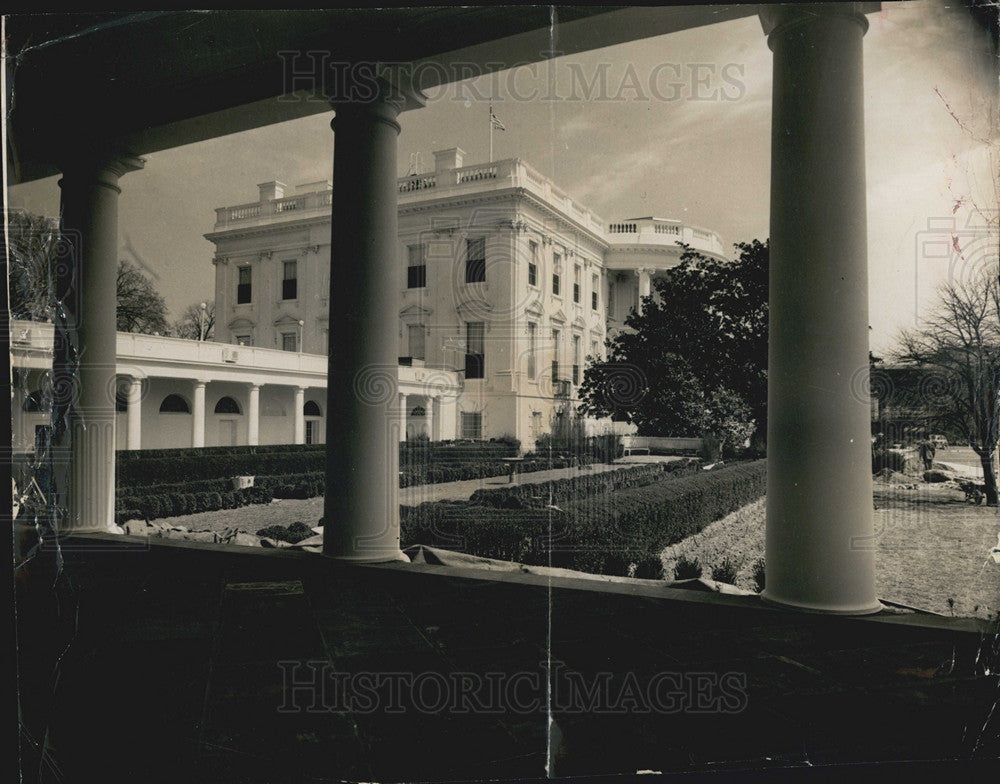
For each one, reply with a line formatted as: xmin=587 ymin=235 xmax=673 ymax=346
xmin=15 ymin=534 xmax=999 ymax=782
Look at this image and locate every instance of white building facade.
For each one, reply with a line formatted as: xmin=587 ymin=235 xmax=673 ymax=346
xmin=12 ymin=149 xmax=724 ymax=453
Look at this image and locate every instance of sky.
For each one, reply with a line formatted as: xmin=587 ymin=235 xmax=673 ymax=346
xmin=7 ymin=1 xmax=997 ymax=356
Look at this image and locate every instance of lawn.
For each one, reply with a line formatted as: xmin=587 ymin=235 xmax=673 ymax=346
xmin=660 ymin=481 xmax=1000 ymax=619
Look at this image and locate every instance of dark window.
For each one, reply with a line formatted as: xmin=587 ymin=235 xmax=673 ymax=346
xmin=408 ymin=245 xmax=426 ymax=288
xmin=552 ymin=273 xmax=560 ymax=296
xmin=237 ymin=266 xmax=252 ymax=304
xmin=305 ymin=420 xmax=317 ymax=444
xmin=461 ymin=412 xmax=483 ymax=440
xmin=159 ymin=394 xmax=190 ymax=413
xmin=465 ymin=238 xmax=486 ymax=283
xmin=304 ymin=400 xmax=321 ymax=417
xmin=551 ymin=359 xmax=559 ymax=383
xmin=282 ymin=261 xmax=297 ymax=300
xmin=465 ymin=321 xmax=485 ymax=379
xmin=214 ymin=396 xmax=241 ymax=415
xmin=573 ymin=282 xmax=580 ymax=303
xmin=592 ymin=290 xmax=598 ymax=310
xmin=528 ymin=263 xmax=537 ymax=287
xmin=573 ymin=364 xmax=580 ymax=386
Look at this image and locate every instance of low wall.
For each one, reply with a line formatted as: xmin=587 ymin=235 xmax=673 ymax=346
xmin=621 ymin=436 xmax=704 ymax=455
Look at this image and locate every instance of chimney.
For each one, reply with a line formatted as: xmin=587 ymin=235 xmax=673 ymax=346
xmin=433 ymin=147 xmax=465 ymax=174
xmin=258 ymin=181 xmax=286 ymax=202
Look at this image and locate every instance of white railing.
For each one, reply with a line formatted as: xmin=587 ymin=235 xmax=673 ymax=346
xmin=609 ymin=223 xmax=637 ymax=234
xmin=398 ymin=175 xmax=437 ymax=193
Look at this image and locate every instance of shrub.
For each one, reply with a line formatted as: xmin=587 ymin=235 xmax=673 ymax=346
xmin=872 ymin=448 xmax=907 ymax=474
xmin=751 ymin=558 xmax=766 ymax=593
xmin=673 ymin=555 xmax=703 ymax=580
xmin=634 ymin=556 xmax=665 ymax=580
xmin=404 ymin=460 xmax=766 ymax=578
xmin=711 ymin=556 xmax=742 ymax=584
xmin=923 ymin=470 xmax=949 ymax=483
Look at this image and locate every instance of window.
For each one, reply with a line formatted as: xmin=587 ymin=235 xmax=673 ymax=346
xmin=235 ymin=334 xmax=252 ymax=346
xmin=551 ymin=328 xmax=560 ymax=382
xmin=214 ymin=396 xmax=241 ymax=415
xmin=304 ymin=400 xmax=322 ymax=417
xmin=305 ymin=420 xmax=318 ymax=445
xmin=159 ymin=394 xmax=190 ymax=413
xmin=553 ymin=252 xmax=562 ymax=296
xmin=461 ymin=412 xmax=483 ymax=440
xmin=465 ymin=321 xmax=485 ymax=379
xmin=573 ymin=335 xmax=581 ymax=386
xmin=573 ymin=265 xmax=581 ymax=304
xmin=408 ymin=324 xmax=425 ymax=360
xmin=282 ymin=332 xmax=298 ymax=352
xmin=282 ymin=260 xmax=297 ymax=300
xmin=552 ymin=272 xmax=560 ymax=296
xmin=608 ymin=281 xmax=615 ymax=318
xmin=237 ymin=266 xmax=252 ymax=304
xmin=407 ymin=244 xmax=426 ymax=288
xmin=592 ymin=274 xmax=599 ymax=310
xmin=528 ymin=241 xmax=538 ymax=287
xmin=465 ymin=238 xmax=486 ymax=283
xmin=527 ymin=322 xmax=537 ymax=380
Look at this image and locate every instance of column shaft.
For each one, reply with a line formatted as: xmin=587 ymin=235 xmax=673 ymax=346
xmin=294 ymin=387 xmax=306 ymax=445
xmin=57 ymin=154 xmax=143 ymax=532
xmin=323 ymin=82 xmax=407 ymax=561
xmin=126 ymin=377 xmax=142 ymax=450
xmin=192 ymin=382 xmax=206 ymax=448
xmin=761 ymin=4 xmax=880 ymax=614
xmin=425 ymin=396 xmax=435 ymax=441
xmin=247 ymin=385 xmax=260 ymax=446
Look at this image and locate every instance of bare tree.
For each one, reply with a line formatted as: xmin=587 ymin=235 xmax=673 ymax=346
xmin=5 ymin=210 xmax=60 ymax=321
xmin=172 ymin=301 xmax=216 ymax=341
xmin=895 ymin=268 xmax=1000 ymax=505
xmin=116 ymin=259 xmax=169 ymax=334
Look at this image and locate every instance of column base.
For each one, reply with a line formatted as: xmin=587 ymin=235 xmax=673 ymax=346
xmin=325 ymin=550 xmax=410 ymax=564
xmin=760 ymin=591 xmax=884 ymax=616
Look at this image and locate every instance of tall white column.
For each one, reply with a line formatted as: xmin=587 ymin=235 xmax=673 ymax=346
xmin=192 ymin=381 xmax=206 ymax=448
xmin=760 ymin=3 xmax=880 ymax=614
xmin=126 ymin=377 xmax=142 ymax=450
xmin=323 ymin=74 xmax=419 ymax=562
xmin=636 ymin=268 xmax=652 ymax=314
xmin=425 ymin=396 xmax=435 ymax=441
xmin=398 ymin=393 xmax=408 ymax=442
xmin=56 ymin=152 xmax=144 ymax=533
xmin=294 ymin=387 xmax=306 ymax=445
xmin=247 ymin=384 xmax=260 ymax=446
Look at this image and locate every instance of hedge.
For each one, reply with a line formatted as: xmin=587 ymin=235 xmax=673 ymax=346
xmin=467 ymin=459 xmax=701 ymax=508
xmin=115 ymin=485 xmax=274 ymax=521
xmin=401 ymin=460 xmax=767 ymax=577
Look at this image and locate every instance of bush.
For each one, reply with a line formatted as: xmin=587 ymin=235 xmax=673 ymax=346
xmin=923 ymin=470 xmax=949 ymax=483
xmin=710 ymin=556 xmax=742 ymax=584
xmin=673 ymin=555 xmax=703 ymax=580
xmin=634 ymin=556 xmax=665 ymax=580
xmin=872 ymin=448 xmax=907 ymax=475
xmin=751 ymin=558 xmax=766 ymax=593
xmin=403 ymin=460 xmax=767 ymax=578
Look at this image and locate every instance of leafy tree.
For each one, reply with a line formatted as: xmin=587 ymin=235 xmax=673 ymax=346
xmin=578 ymin=240 xmax=768 ymax=454
xmin=895 ymin=267 xmax=1000 ymax=505
xmin=6 ymin=210 xmax=60 ymax=321
xmin=172 ymin=301 xmax=216 ymax=340
xmin=116 ymin=259 xmax=169 ymax=334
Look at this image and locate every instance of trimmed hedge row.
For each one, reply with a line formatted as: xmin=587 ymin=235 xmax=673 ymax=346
xmin=468 ymin=459 xmax=701 ymax=508
xmin=401 ymin=460 xmax=767 ymax=577
xmin=115 ymin=485 xmax=274 ymax=522
xmin=117 ymin=443 xmax=320 ymax=462
xmin=399 ymin=455 xmax=591 ymax=488
xmin=117 ymin=451 xmax=328 ymax=487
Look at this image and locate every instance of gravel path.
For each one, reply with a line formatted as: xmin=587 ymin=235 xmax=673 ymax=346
xmin=660 ymin=482 xmax=1000 ymax=619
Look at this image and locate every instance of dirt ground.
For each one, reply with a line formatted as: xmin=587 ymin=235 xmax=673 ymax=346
xmin=660 ymin=482 xmax=1000 ymax=620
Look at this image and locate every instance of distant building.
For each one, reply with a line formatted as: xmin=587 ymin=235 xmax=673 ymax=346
xmin=12 ymin=149 xmax=726 ymax=451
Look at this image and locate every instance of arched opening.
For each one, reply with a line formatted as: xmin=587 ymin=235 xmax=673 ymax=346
xmin=303 ymin=400 xmax=321 ymax=417
xmin=159 ymin=394 xmax=191 ymax=413
xmin=214 ymin=396 xmax=242 ymax=415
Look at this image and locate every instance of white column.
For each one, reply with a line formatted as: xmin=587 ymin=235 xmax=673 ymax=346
xmin=192 ymin=381 xmax=206 ymax=448
xmin=426 ymin=396 xmax=436 ymax=441
xmin=760 ymin=3 xmax=880 ymax=614
xmin=323 ymin=74 xmax=419 ymax=562
xmin=247 ymin=384 xmax=260 ymax=446
xmin=398 ymin=392 xmax=408 ymax=443
xmin=56 ymin=152 xmax=144 ymax=533
xmin=126 ymin=377 xmax=142 ymax=450
xmin=636 ymin=268 xmax=651 ymax=314
xmin=294 ymin=387 xmax=306 ymax=445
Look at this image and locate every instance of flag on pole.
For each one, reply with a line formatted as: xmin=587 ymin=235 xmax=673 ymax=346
xmin=490 ymin=104 xmax=506 ymax=131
